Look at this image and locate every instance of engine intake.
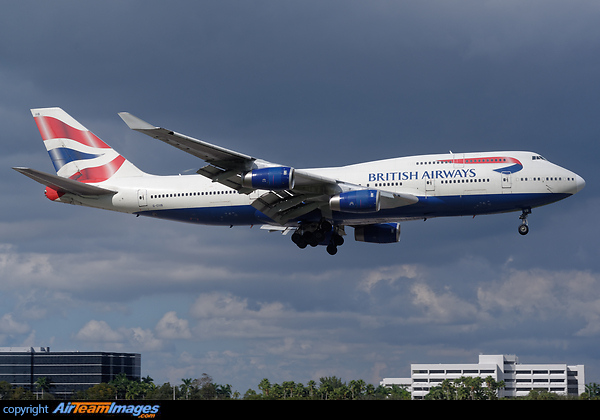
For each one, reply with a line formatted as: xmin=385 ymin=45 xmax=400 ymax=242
xmin=242 ymin=167 xmax=295 ymax=190
xmin=354 ymin=223 xmax=400 ymax=243
xmin=330 ymin=190 xmax=380 ymax=213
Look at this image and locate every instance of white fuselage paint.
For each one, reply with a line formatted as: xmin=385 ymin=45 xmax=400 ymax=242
xmin=54 ymin=151 xmax=584 ymax=228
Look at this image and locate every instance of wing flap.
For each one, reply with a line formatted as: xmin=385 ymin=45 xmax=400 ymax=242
xmin=196 ymin=164 xmax=253 ymax=194
xmin=251 ymin=190 xmax=326 ymax=224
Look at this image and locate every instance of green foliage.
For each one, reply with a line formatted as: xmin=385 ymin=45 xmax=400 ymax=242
xmin=76 ymin=383 xmax=115 ymax=400
xmin=0 ymin=381 xmax=34 ymax=400
xmin=0 ymin=374 xmax=595 ymax=400
xmin=424 ymin=376 xmax=504 ymax=400
xmin=252 ymin=375 xmax=410 ymax=400
xmin=583 ymin=382 xmax=600 ymax=400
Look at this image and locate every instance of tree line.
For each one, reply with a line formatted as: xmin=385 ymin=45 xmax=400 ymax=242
xmin=1 ymin=374 xmax=599 ymax=400
xmin=0 ymin=374 xmax=409 ymax=400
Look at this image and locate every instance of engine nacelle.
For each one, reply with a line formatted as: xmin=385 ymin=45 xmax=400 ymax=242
xmin=354 ymin=223 xmax=400 ymax=243
xmin=242 ymin=167 xmax=295 ymax=190
xmin=329 ymin=190 xmax=380 ymax=213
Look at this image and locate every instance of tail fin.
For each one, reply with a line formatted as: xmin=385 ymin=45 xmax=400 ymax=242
xmin=31 ymin=107 xmax=145 ymax=183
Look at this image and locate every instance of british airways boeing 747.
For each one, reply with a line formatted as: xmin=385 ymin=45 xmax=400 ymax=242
xmin=14 ymin=107 xmax=585 ymax=255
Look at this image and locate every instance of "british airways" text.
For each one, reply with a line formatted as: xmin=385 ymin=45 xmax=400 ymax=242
xmin=368 ymin=169 xmax=477 ymax=182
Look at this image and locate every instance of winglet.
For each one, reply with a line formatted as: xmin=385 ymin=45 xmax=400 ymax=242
xmin=118 ymin=112 xmax=157 ymax=131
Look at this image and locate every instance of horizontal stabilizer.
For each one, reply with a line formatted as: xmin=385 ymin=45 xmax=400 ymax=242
xmin=13 ymin=167 xmax=116 ymax=197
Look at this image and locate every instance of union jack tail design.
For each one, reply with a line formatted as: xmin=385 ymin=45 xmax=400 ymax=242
xmin=31 ymin=107 xmax=145 ymax=183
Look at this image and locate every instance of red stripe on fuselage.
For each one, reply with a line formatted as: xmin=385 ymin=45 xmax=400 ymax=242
xmin=438 ymin=157 xmax=521 ymax=165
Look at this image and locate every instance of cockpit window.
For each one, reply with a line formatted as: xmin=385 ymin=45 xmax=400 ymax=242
xmin=532 ymin=155 xmax=546 ymax=161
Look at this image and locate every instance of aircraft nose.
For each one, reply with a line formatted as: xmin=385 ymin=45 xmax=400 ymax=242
xmin=575 ymin=174 xmax=586 ymax=193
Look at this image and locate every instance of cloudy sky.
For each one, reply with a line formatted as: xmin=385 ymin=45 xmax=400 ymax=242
xmin=2 ymin=1 xmax=599 ymax=393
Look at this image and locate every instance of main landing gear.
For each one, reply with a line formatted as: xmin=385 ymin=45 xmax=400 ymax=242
xmin=291 ymin=221 xmax=344 ymax=255
xmin=518 ymin=208 xmax=531 ymax=235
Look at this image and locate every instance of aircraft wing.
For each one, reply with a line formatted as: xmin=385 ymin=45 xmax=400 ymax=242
xmin=119 ymin=112 xmax=346 ymax=222
xmin=119 ymin=112 xmax=340 ymax=190
xmin=118 ymin=112 xmax=416 ymax=224
xmin=13 ymin=167 xmax=116 ymax=197
xmin=118 ymin=112 xmax=255 ymax=172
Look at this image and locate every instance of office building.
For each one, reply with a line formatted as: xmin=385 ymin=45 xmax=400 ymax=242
xmin=381 ymin=354 xmax=585 ymax=399
xmin=0 ymin=347 xmax=141 ymax=398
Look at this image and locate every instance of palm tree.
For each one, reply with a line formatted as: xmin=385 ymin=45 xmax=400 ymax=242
xmin=387 ymin=384 xmax=411 ymax=400
xmin=282 ymin=381 xmax=295 ymax=399
xmin=585 ymin=383 xmax=600 ymax=399
xmin=483 ymin=375 xmax=505 ymax=400
xmin=349 ymin=379 xmax=365 ymax=399
xmin=306 ymin=380 xmax=317 ymax=399
xmin=125 ymin=381 xmax=141 ymax=400
xmin=258 ymin=378 xmax=271 ymax=398
xmin=35 ymin=377 xmax=51 ymax=399
xmin=215 ymin=384 xmax=232 ymax=399
xmin=180 ymin=378 xmax=193 ymax=400
xmin=294 ymin=382 xmax=306 ymax=399
xmin=110 ymin=373 xmax=131 ymax=399
xmin=318 ymin=381 xmax=332 ymax=400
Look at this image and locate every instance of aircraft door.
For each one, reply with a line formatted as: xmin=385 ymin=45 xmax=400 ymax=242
xmin=426 ymin=178 xmax=435 ymax=192
xmin=501 ymin=172 xmax=512 ymax=193
xmin=137 ymin=189 xmax=148 ymax=207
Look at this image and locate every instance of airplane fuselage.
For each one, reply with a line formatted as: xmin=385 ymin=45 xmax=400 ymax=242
xmin=55 ymin=151 xmax=584 ymax=227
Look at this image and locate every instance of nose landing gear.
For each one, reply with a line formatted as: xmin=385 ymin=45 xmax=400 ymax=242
xmin=518 ymin=208 xmax=531 ymax=235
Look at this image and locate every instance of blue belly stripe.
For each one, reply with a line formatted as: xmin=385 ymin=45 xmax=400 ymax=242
xmin=135 ymin=192 xmax=571 ymax=226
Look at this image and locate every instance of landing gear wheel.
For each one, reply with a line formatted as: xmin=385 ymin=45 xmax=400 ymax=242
xmin=292 ymin=223 xmax=344 ymax=254
xmin=326 ymin=244 xmax=338 ymax=255
xmin=518 ymin=224 xmax=529 ymax=235
xmin=291 ymin=232 xmax=307 ymax=248
xmin=518 ymin=208 xmax=531 ymax=236
xmin=301 ymin=231 xmax=319 ymax=247
xmin=332 ymin=233 xmax=344 ymax=246
xmin=313 ymin=230 xmax=325 ymax=243
xmin=320 ymin=220 xmax=332 ymax=232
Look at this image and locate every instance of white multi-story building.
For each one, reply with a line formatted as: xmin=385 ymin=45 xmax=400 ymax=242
xmin=381 ymin=354 xmax=585 ymax=399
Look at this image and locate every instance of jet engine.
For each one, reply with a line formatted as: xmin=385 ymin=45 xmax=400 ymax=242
xmin=242 ymin=167 xmax=295 ymax=190
xmin=354 ymin=223 xmax=400 ymax=243
xmin=329 ymin=190 xmax=380 ymax=213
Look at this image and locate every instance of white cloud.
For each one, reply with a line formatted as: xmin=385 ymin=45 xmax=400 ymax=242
xmin=188 ymin=292 xmax=291 ymax=340
xmin=0 ymin=313 xmax=30 ymax=335
xmin=477 ymin=268 xmax=600 ymax=336
xmin=358 ymin=264 xmax=420 ymax=293
xmin=74 ymin=320 xmax=164 ymax=352
xmin=129 ymin=327 xmax=163 ymax=352
xmin=75 ymin=320 xmax=123 ymax=343
xmin=155 ymin=311 xmax=192 ymax=340
xmin=190 ymin=292 xmax=253 ymax=319
xmin=411 ymin=282 xmax=480 ymax=324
